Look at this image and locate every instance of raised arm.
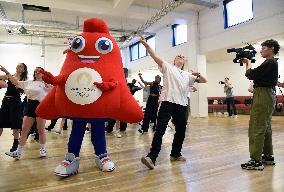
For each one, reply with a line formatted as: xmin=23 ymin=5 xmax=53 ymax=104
xmin=191 ymin=69 xmax=207 ymax=83
xmin=0 ymin=65 xmax=19 ymax=86
xmin=140 ymin=36 xmax=163 ymax=67
xmin=0 ymin=75 xmax=8 ymax=80
xmin=138 ymin=73 xmax=152 ymax=86
xmin=138 ymin=81 xmax=145 ymax=89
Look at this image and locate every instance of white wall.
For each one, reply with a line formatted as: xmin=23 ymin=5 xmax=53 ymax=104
xmin=124 ymin=26 xmax=190 ymax=73
xmin=199 ymin=0 xmax=284 ymax=53
xmin=0 ymin=43 xmax=66 ymax=102
xmin=207 ymin=49 xmax=284 ymax=97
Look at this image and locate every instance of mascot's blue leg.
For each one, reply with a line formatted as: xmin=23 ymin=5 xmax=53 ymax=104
xmin=91 ymin=121 xmax=115 ymax=172
xmin=68 ymin=120 xmax=86 ymax=157
xmin=91 ymin=121 xmax=107 ymax=156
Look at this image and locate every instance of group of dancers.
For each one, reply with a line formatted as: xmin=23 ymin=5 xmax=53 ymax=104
xmin=0 ymin=35 xmax=282 ymax=177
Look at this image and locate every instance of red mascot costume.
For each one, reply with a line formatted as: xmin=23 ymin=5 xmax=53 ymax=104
xmin=36 ymin=18 xmax=143 ymax=177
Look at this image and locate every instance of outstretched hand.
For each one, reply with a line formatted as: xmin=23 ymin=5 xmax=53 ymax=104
xmin=0 ymin=65 xmax=9 ymax=74
xmin=139 ymin=36 xmax=147 ymax=46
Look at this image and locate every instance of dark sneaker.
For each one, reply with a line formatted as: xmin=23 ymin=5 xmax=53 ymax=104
xmin=141 ymin=156 xmax=155 ymax=169
xmin=138 ymin=128 xmax=147 ymax=134
xmin=170 ymin=155 xmax=186 ymax=161
xmin=241 ymin=159 xmax=264 ymax=171
xmin=261 ymin=155 xmax=275 ymax=165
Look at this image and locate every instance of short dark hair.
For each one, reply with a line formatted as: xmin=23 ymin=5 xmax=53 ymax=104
xmin=261 ymin=39 xmax=280 ymax=55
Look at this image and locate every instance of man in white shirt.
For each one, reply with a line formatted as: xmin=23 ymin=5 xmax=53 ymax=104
xmin=139 ymin=36 xmax=207 ymax=169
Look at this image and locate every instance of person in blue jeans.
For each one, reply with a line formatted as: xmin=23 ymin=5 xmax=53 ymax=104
xmin=223 ymin=77 xmax=238 ymax=118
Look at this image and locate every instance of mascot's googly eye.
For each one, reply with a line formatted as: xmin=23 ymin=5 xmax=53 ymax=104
xmin=70 ymin=36 xmax=85 ymax=53
xmin=95 ymin=37 xmax=113 ymax=54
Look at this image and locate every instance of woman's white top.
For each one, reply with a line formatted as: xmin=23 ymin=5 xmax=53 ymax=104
xmin=17 ymin=80 xmax=51 ymax=101
xmin=159 ymin=61 xmax=196 ymax=106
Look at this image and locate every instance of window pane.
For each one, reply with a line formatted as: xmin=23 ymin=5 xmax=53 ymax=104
xmin=225 ymin=0 xmax=253 ymax=28
xmin=139 ymin=43 xmax=147 ymax=58
xmin=147 ymin=36 xmax=155 ymax=51
xmin=174 ymin=24 xmax=187 ymax=46
xmin=130 ymin=44 xmax=138 ymax=61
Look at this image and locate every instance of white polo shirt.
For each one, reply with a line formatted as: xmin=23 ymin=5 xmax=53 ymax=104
xmin=159 ymin=61 xmax=196 ymax=106
xmin=17 ymin=80 xmax=51 ymax=101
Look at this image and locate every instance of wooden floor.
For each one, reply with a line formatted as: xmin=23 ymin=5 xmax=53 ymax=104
xmin=0 ymin=115 xmax=283 ymax=192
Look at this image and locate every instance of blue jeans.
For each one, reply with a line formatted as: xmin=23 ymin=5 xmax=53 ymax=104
xmin=226 ymin=97 xmax=237 ymax=116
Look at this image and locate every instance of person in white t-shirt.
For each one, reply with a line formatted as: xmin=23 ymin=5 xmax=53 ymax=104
xmin=139 ymin=36 xmax=207 ymax=169
xmin=0 ymin=66 xmax=52 ymax=159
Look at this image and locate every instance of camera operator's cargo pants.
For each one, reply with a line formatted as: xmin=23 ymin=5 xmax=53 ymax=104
xmin=249 ymin=87 xmax=276 ymax=160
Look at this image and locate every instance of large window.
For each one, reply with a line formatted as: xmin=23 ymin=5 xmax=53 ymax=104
xmin=129 ymin=36 xmax=155 ymax=61
xmin=223 ymin=0 xmax=253 ymax=28
xmin=172 ymin=24 xmax=187 ymax=46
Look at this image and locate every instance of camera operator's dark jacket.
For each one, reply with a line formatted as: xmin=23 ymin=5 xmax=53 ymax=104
xmin=245 ymin=58 xmax=278 ymax=88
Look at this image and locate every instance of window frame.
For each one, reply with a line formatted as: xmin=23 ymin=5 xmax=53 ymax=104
xmin=172 ymin=24 xmax=188 ymax=47
xmin=129 ymin=35 xmax=155 ymax=61
xmin=223 ymin=0 xmax=254 ymax=29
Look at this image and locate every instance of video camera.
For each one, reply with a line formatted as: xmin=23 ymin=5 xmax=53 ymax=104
xmin=227 ymin=44 xmax=257 ymax=66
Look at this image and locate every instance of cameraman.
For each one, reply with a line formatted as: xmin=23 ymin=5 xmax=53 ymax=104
xmin=223 ymin=77 xmax=237 ymax=117
xmin=242 ymin=39 xmax=280 ymax=171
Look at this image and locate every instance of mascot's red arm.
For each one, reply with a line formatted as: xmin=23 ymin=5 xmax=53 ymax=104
xmin=39 ymin=70 xmax=66 ymax=86
xmin=94 ymin=78 xmax=118 ymax=91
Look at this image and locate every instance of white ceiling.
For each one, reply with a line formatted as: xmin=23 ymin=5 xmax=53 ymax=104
xmin=0 ymin=0 xmax=222 ymax=38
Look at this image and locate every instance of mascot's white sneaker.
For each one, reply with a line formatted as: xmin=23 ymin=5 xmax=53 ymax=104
xmin=54 ymin=153 xmax=80 ymax=177
xmin=95 ymin=153 xmax=115 ymax=172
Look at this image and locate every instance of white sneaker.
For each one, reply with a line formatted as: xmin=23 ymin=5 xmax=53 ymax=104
xmin=94 ymin=154 xmax=115 ymax=172
xmin=234 ymin=115 xmax=238 ymax=118
xmin=5 ymin=150 xmax=21 ymax=160
xmin=54 ymin=153 xmax=80 ymax=177
xmin=40 ymin=148 xmax=47 ymax=158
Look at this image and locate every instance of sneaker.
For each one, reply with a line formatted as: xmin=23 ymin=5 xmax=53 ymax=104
xmin=141 ymin=156 xmax=155 ymax=169
xmin=9 ymin=146 xmax=18 ymax=152
xmin=241 ymin=159 xmax=264 ymax=171
xmin=94 ymin=154 xmax=115 ymax=172
xmin=138 ymin=128 xmax=147 ymax=134
xmin=54 ymin=153 xmax=80 ymax=177
xmin=233 ymin=115 xmax=238 ymax=118
xmin=5 ymin=150 xmax=21 ymax=160
xmin=261 ymin=155 xmax=275 ymax=165
xmin=40 ymin=148 xmax=47 ymax=158
xmin=138 ymin=128 xmax=143 ymax=134
xmin=170 ymin=155 xmax=186 ymax=161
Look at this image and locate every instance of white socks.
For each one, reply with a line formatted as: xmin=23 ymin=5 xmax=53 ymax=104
xmin=17 ymin=145 xmax=24 ymax=154
xmin=40 ymin=144 xmax=46 ymax=150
